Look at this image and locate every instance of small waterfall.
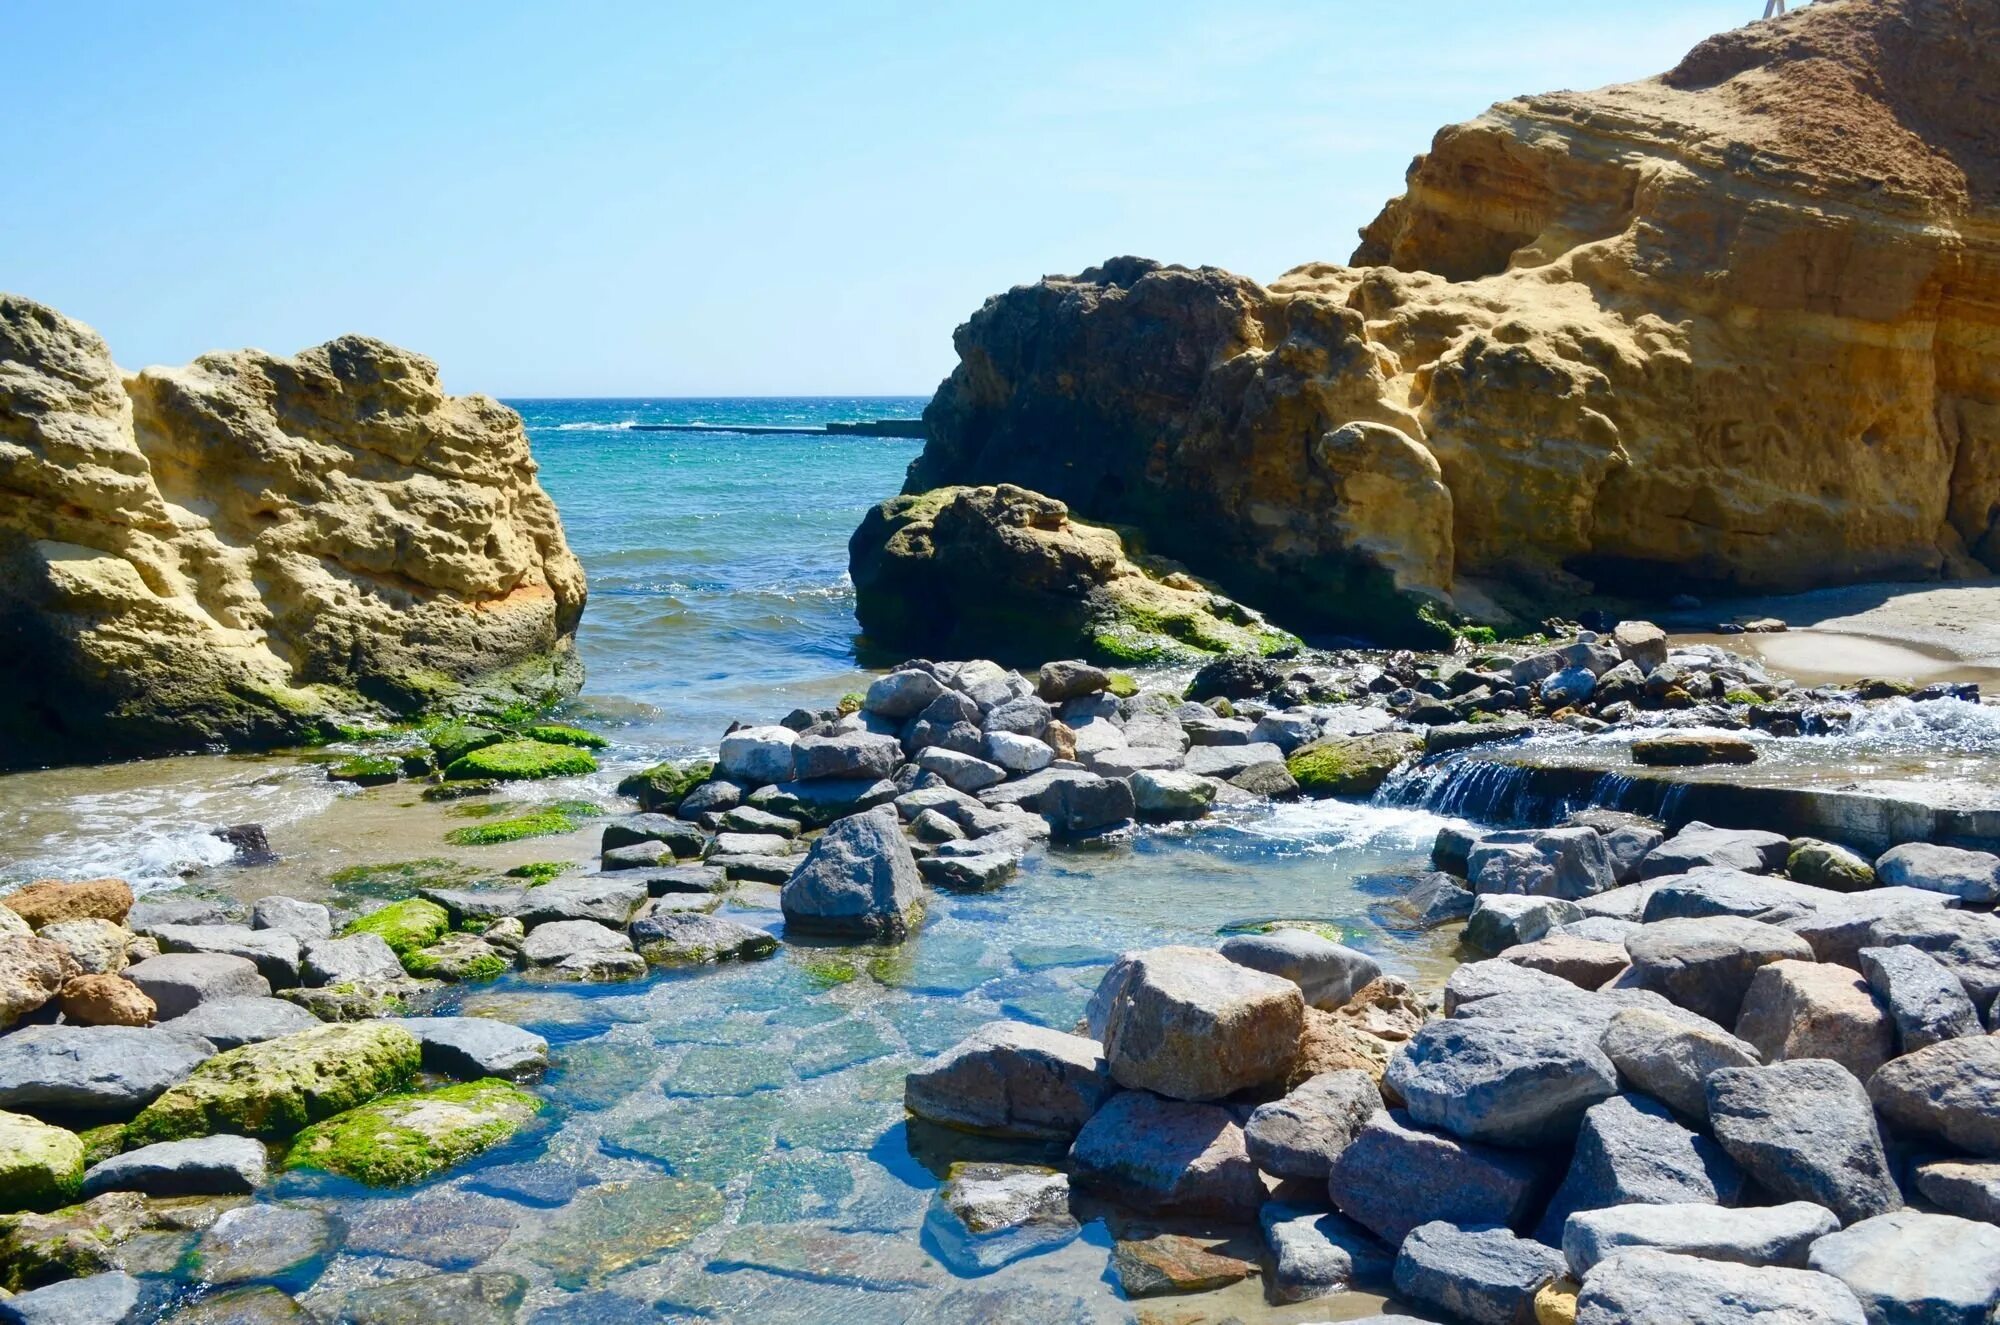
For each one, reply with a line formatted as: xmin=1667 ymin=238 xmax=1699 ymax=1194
xmin=1376 ymin=753 xmax=1693 ymax=828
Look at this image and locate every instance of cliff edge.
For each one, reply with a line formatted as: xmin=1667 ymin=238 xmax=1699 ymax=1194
xmin=0 ymin=294 xmax=587 ymax=768
xmin=904 ymin=0 xmax=2000 ymax=641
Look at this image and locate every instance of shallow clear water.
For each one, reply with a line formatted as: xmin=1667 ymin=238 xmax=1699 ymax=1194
xmin=0 ymin=400 xmax=1461 ymax=1321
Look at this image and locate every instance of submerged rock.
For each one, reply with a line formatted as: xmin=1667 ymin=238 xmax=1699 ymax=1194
xmin=0 ymin=295 xmax=584 ymax=769
xmin=285 ymin=1079 xmax=540 ymax=1186
xmin=904 ymin=1021 xmax=1112 ymax=1139
xmin=922 ymin=1162 xmax=1079 ymax=1275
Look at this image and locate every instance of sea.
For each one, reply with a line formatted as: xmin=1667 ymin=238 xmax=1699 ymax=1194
xmin=0 ymin=397 xmax=1468 ymax=1322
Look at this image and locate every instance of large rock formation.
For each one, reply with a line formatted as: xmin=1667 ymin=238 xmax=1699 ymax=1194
xmin=849 ymin=483 xmax=1295 ymax=665
xmin=0 ymin=295 xmax=586 ymax=767
xmin=902 ymin=0 xmax=2000 ymax=640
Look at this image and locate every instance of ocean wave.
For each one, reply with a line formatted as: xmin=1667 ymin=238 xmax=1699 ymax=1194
xmin=552 ymin=420 xmax=637 ymax=431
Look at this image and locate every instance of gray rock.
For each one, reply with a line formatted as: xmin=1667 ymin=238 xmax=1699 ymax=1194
xmin=1563 ymin=1200 xmax=1839 ymax=1277
xmin=1182 ymin=742 xmax=1285 ymax=780
xmin=792 ymin=731 xmax=902 ymax=782
xmin=867 ymin=669 xmax=949 ymax=718
xmin=1037 ymin=660 xmax=1108 ymax=702
xmin=630 ymin=908 xmax=776 ymax=965
xmin=1327 ymin=1110 xmax=1555 ymax=1245
xmin=1253 ymin=712 xmax=1322 ymax=753
xmin=1600 ymin=1005 xmax=1760 ymax=1124
xmin=1066 ymin=1089 xmax=1263 ymax=1218
xmin=1228 ymin=759 xmax=1301 ymax=799
xmin=983 ymin=731 xmax=1054 ymax=774
xmin=1874 ymin=842 xmax=2000 ymax=906
xmin=0 ymin=1272 xmax=148 ymax=1325
xmin=1640 ymin=822 xmax=1791 ymax=877
xmin=1706 ymin=1059 xmax=1902 ymax=1225
xmin=1464 ymin=894 xmax=1584 ymax=955
xmin=80 ymin=1135 xmax=267 ymax=1197
xmin=917 ymin=853 xmax=1019 ymax=891
xmin=922 ymin=1163 xmax=1078 ymax=1275
xmin=128 ymin=896 xmax=237 ymax=930
xmin=1603 ymin=825 xmax=1666 ymax=884
xmin=707 ymin=830 xmax=796 ymax=859
xmin=895 ymin=785 xmax=980 ymax=822
xmin=1444 ymin=958 xmax=1581 ymax=1013
xmin=1185 ymin=715 xmax=1256 ymax=746
xmin=676 ymin=779 xmax=741 ymax=818
xmin=123 ymin=952 xmax=270 ymax=1018
xmin=1807 ymin=1209 xmax=2000 ymax=1325
xmin=248 ymin=897 xmax=330 ymax=942
xmin=1245 ymin=1070 xmax=1382 ymax=1180
xmin=1557 ymin=915 xmax=1643 ymax=944
xmin=1469 ymin=826 xmax=1616 ymax=900
xmin=602 ymin=840 xmax=687 ymax=870
xmin=1393 ymin=1221 xmax=1564 ymax=1325
xmin=467 ymin=1160 xmax=588 ymax=1207
xmin=1578 ymin=883 xmax=1654 ymax=923
xmin=1542 ymin=665 xmax=1597 ymax=707
xmin=1622 ymin=916 xmax=1814 ymax=1024
xmin=718 ymin=805 xmax=801 ymax=838
xmin=0 ymin=1024 xmax=213 ymax=1114
xmin=717 ymin=724 xmax=797 ymax=786
xmin=1042 ymin=774 xmax=1136 ymax=836
xmin=520 ymin=916 xmax=631 ymax=963
xmin=1641 ymin=868 xmax=1841 ymax=923
xmin=189 ymin=1203 xmax=333 ymax=1291
xmin=1220 ymin=930 xmax=1380 ymax=1010
xmin=1129 ymin=769 xmax=1216 ymax=821
xmin=166 ymin=996 xmax=321 ymax=1050
xmin=906 ymin=1021 xmax=1112 ymax=1138
xmin=780 ymin=806 xmax=924 ymax=939
xmin=1778 ymin=888 xmax=1955 ymax=966
xmin=1388 ymin=1010 xmax=1619 ymax=1146
xmin=600 ymin=813 xmax=706 ymax=857
xmin=416 ymin=887 xmax=532 ymax=927
xmin=626 ymin=863 xmax=729 ymax=895
xmin=517 ymin=877 xmax=646 ymax=928
xmin=1534 ymin=1093 xmax=1743 ymax=1243
xmin=1913 ymin=1159 xmax=2000 ymax=1224
xmin=983 ymin=695 xmax=1053 ymax=738
xmin=395 ymin=1016 xmax=549 ymax=1080
xmin=1576 ymin=1249 xmax=1866 ymax=1324
xmin=300 ymin=933 xmax=404 ymax=987
xmin=1862 ymin=907 xmax=2000 ymax=1014
xmin=1868 ymin=1035 xmax=2000 ymax=1158
xmin=1499 ymin=934 xmax=1631 ymax=989
xmin=1859 ymin=944 xmax=1984 ymax=1054
xmin=147 ymin=924 xmax=301 ymax=988
xmin=913 ymin=747 xmax=1007 ymax=793
xmin=1261 ymin=1203 xmax=1393 ymax=1302
xmin=1384 ymin=872 xmax=1477 ymax=929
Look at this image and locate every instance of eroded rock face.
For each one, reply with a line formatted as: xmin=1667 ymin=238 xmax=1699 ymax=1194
xmin=902 ymin=0 xmax=2000 ymax=638
xmin=0 ymin=295 xmax=586 ymax=768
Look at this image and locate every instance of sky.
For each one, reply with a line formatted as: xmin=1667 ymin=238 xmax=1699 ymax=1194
xmin=5 ymin=1 xmax=1750 ymax=397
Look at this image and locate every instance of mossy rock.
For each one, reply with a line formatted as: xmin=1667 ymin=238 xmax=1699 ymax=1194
xmin=325 ymin=858 xmax=478 ymax=899
xmin=0 ymin=1191 xmax=242 ymax=1291
xmin=284 ymin=1079 xmax=541 ymax=1187
xmin=503 ymin=861 xmax=573 ymax=885
xmin=0 ymin=1111 xmax=83 ymax=1213
xmin=443 ymin=801 xmax=598 ymax=847
xmin=523 ymin=724 xmax=608 ymax=751
xmin=327 ymin=755 xmax=400 ymax=787
xmin=342 ymin=898 xmax=450 ymax=959
xmin=1287 ymin=732 xmax=1425 ymax=798
xmin=423 ymin=722 xmax=505 ymax=768
xmin=836 ymin=693 xmax=865 ymax=716
xmin=127 ymin=1023 xmax=420 ymax=1144
xmin=1105 ymin=671 xmax=1139 ymax=699
xmin=278 ymin=980 xmax=433 ymax=1022
xmin=402 ymin=933 xmax=511 ymax=982
xmin=75 ymin=1123 xmax=127 ymax=1169
xmin=614 ymin=760 xmax=714 ymax=814
xmin=421 ymin=780 xmax=498 ymax=802
xmin=444 ymin=739 xmax=597 ymax=782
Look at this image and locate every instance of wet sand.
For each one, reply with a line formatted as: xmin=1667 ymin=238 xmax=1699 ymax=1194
xmin=1667 ymin=579 xmax=2000 ymax=688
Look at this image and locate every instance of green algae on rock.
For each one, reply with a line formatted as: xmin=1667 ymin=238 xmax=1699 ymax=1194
xmin=1287 ymin=731 xmax=1424 ymax=798
xmin=0 ymin=1111 xmax=83 ymax=1213
xmin=284 ymin=1079 xmax=541 ymax=1186
xmin=849 ymin=484 xmax=1295 ymax=668
xmin=325 ymin=858 xmax=478 ymax=900
xmin=615 ymin=759 xmax=714 ymax=813
xmin=402 ymin=933 xmax=511 ymax=982
xmin=522 ymin=723 xmax=607 ymax=750
xmin=524 ymin=1178 xmax=725 ymax=1288
xmin=128 ymin=1024 xmax=420 ymax=1144
xmin=0 ymin=1191 xmax=245 ymax=1291
xmin=341 ymin=899 xmax=450 ymax=959
xmin=443 ymin=738 xmax=597 ymax=782
xmin=326 ymin=755 xmax=401 ymax=787
xmin=443 ymin=800 xmax=599 ymax=847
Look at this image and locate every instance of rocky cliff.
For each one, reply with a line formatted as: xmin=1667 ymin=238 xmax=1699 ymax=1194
xmin=905 ymin=0 xmax=2000 ymax=641
xmin=0 ymin=295 xmax=586 ymax=768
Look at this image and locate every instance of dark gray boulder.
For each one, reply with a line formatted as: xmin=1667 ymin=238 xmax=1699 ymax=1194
xmin=1639 ymin=823 xmax=1790 ymax=877
xmin=1858 ymin=943 xmax=1982 ymax=1053
xmin=1066 ymin=1089 xmax=1263 ymax=1218
xmin=80 ymin=1135 xmax=267 ymax=1198
xmin=1874 ymin=842 xmax=2000 ymax=906
xmin=779 ymin=806 xmax=924 ymax=939
xmin=1862 ymin=906 xmax=2000 ymax=1015
xmin=904 ymin=1021 xmax=1112 ymax=1139
xmin=1867 ymin=1036 xmax=2000 ymax=1158
xmin=1562 ymin=1200 xmax=1838 ymax=1277
xmin=395 ymin=1017 xmax=549 ymax=1081
xmin=1327 ymin=1110 xmax=1556 ymax=1246
xmin=0 ymin=1024 xmax=213 ymax=1115
xmin=1705 ymin=1060 xmax=1901 ymax=1225
xmin=1245 ymin=1069 xmax=1382 ymax=1180
xmin=1533 ymin=1093 xmax=1743 ymax=1244
xmin=1386 ymin=1009 xmax=1619 ymax=1147
xmin=1392 ymin=1222 xmax=1564 ymax=1325
xmin=1575 ymin=1249 xmax=1866 ymax=1324
xmin=1220 ymin=930 xmax=1380 ymax=1009
xmin=165 ymin=996 xmax=320 ymax=1050
xmin=1042 ymin=774 xmax=1135 ymax=836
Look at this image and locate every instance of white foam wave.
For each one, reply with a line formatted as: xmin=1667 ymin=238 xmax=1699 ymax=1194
xmin=553 ymin=420 xmax=637 ymax=431
xmin=1830 ymin=697 xmax=2000 ymax=754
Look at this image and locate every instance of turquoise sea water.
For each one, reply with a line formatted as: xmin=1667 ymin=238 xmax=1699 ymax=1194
xmin=517 ymin=397 xmax=928 ymax=755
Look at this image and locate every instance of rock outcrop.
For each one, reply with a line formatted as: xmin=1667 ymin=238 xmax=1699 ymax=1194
xmin=0 ymin=295 xmax=586 ymax=767
xmin=901 ymin=0 xmax=2000 ymax=640
xmin=849 ymin=483 xmax=1295 ymax=666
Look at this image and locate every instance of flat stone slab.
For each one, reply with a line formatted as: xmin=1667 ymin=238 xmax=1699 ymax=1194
xmin=123 ymin=953 xmax=269 ymax=1019
xmin=80 ymin=1135 xmax=267 ymax=1198
xmin=1807 ymin=1209 xmax=2000 ymax=1325
xmin=395 ymin=1017 xmax=549 ymax=1080
xmin=165 ymin=997 xmax=321 ymax=1050
xmin=1563 ymin=1200 xmax=1839 ymax=1277
xmin=1576 ymin=1248 xmax=1866 ymax=1324
xmin=0 ymin=1024 xmax=213 ymax=1115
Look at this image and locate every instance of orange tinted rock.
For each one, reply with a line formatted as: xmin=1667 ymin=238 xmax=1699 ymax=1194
xmin=2 ymin=880 xmax=133 ymax=928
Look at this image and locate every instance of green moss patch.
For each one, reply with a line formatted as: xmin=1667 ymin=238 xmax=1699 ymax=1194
xmin=342 ymin=898 xmax=450 ymax=958
xmin=0 ymin=1112 xmax=83 ymax=1214
xmin=128 ymin=1023 xmax=420 ymax=1144
xmin=504 ymin=861 xmax=575 ymax=884
xmin=285 ymin=1079 xmax=541 ymax=1187
xmin=326 ymin=858 xmax=478 ymax=899
xmin=444 ymin=739 xmax=598 ymax=782
xmin=422 ymin=722 xmax=505 ymax=767
xmin=614 ymin=760 xmax=714 ymax=813
xmin=1286 ymin=732 xmax=1425 ymax=798
xmin=524 ymin=724 xmax=608 ymax=750
xmin=444 ymin=800 xmax=600 ymax=847
xmin=1105 ymin=671 xmax=1139 ymax=698
xmin=327 ymin=755 xmax=400 ymax=787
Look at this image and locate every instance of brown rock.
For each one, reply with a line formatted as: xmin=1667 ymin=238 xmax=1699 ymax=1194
xmin=0 ymin=935 xmax=79 ymax=1029
xmin=1043 ymin=720 xmax=1078 ymax=762
xmin=58 ymin=974 xmax=154 ymax=1027
xmin=1290 ymin=1006 xmax=1393 ymax=1087
xmin=901 ymin=0 xmax=2000 ymax=636
xmin=1499 ymin=936 xmax=1632 ymax=990
xmin=1332 ymin=975 xmax=1429 ymax=1042
xmin=2 ymin=880 xmax=133 ymax=929
xmin=1734 ymin=959 xmax=1895 ymax=1081
xmin=0 ymin=295 xmax=586 ymax=769
xmin=1631 ymin=736 xmax=1758 ymax=768
xmin=1110 ymin=1232 xmax=1258 ymax=1298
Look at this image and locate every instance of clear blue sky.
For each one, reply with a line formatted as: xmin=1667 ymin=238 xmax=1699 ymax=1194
xmin=5 ymin=2 xmax=1748 ymax=397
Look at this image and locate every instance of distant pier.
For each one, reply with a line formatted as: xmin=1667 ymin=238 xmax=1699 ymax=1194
xmin=628 ymin=418 xmax=926 ymax=439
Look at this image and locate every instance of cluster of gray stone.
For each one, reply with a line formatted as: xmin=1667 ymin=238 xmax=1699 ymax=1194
xmin=902 ymin=809 xmax=2000 ymax=1323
